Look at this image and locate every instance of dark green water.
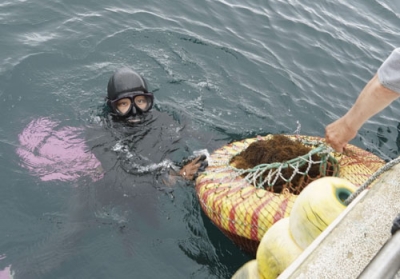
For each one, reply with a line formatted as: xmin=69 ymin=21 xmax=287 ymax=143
xmin=0 ymin=0 xmax=399 ymax=278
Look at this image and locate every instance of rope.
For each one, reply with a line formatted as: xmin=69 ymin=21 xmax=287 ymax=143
xmin=344 ymin=156 xmax=400 ymax=206
xmin=391 ymin=214 xmax=400 ymax=235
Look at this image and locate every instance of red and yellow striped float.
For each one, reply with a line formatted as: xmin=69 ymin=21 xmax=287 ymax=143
xmin=195 ymin=135 xmax=385 ymax=254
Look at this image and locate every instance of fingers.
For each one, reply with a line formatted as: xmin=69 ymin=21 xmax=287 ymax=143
xmin=325 ymin=140 xmax=344 ymax=153
xmin=325 ymin=135 xmax=344 ymax=153
xmin=180 ymin=155 xmax=209 ymax=180
xmin=198 ymin=160 xmax=208 ymax=172
xmin=325 ymin=124 xmax=345 ymax=152
xmin=325 ymin=117 xmax=358 ymax=153
xmin=331 ymin=144 xmax=344 ymax=153
xmin=194 ymin=154 xmax=207 ymax=164
xmin=192 ymin=155 xmax=208 ymax=173
xmin=180 ymin=164 xmax=198 ymax=180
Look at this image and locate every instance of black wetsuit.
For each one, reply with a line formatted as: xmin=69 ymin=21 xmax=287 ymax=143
xmin=14 ymin=110 xmax=221 ymax=279
xmin=82 ymin=110 xmax=195 ymax=228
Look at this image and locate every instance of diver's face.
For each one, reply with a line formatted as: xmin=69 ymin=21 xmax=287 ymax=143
xmin=115 ymin=95 xmax=150 ymax=115
xmin=109 ymin=92 xmax=154 ymax=123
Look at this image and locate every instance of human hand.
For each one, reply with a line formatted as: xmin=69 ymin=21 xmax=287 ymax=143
xmin=179 ymin=155 xmax=208 ymax=180
xmin=325 ymin=117 xmax=358 ymax=153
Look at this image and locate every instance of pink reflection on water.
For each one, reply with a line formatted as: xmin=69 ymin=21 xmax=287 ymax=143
xmin=16 ymin=117 xmax=103 ymax=183
xmin=0 ymin=255 xmax=13 ymax=279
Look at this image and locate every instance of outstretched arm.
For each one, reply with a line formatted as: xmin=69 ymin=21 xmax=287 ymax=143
xmin=325 ymin=74 xmax=399 ymax=152
xmin=325 ymin=48 xmax=400 ymax=152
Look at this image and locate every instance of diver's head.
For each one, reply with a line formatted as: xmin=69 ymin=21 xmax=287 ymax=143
xmin=106 ymin=67 xmax=154 ymax=123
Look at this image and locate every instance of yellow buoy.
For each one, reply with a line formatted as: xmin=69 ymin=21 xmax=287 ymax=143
xmin=256 ymin=217 xmax=303 ymax=279
xmin=231 ymin=259 xmax=262 ymax=279
xmin=289 ymin=177 xmax=356 ymax=249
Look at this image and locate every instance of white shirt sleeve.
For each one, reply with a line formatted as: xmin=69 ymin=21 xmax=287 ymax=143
xmin=377 ymin=48 xmax=400 ymax=94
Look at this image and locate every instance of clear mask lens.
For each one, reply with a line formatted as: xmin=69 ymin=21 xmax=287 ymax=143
xmin=111 ymin=92 xmax=153 ymax=117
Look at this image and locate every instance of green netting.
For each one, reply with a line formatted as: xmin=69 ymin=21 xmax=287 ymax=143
xmin=230 ymin=137 xmax=339 ymax=194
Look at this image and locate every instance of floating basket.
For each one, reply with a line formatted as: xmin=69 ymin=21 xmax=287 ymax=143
xmin=195 ymin=135 xmax=385 ymax=254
